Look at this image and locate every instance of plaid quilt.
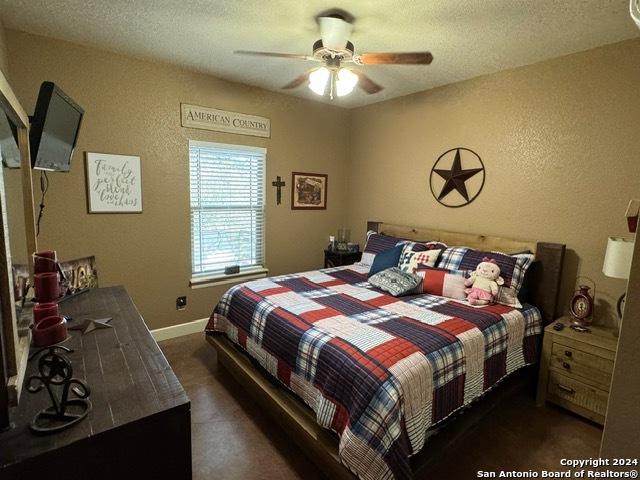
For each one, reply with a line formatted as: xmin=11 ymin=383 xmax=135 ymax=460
xmin=206 ymin=264 xmax=542 ymax=480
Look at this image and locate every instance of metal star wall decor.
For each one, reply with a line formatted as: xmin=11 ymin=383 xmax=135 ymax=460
xmin=429 ymin=147 xmax=485 ymax=208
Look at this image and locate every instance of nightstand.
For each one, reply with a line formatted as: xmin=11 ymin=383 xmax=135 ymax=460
xmin=536 ymin=317 xmax=618 ymax=424
xmin=324 ymin=249 xmax=362 ymax=268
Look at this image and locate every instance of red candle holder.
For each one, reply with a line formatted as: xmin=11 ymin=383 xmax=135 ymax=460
xmin=34 ymin=272 xmax=60 ymax=303
xmin=34 ymin=250 xmax=58 ymax=274
xmin=32 ymin=315 xmax=67 ymax=347
xmin=33 ymin=302 xmax=60 ymax=326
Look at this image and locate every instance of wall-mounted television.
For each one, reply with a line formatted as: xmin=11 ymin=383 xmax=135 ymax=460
xmin=30 ymin=81 xmax=84 ymax=172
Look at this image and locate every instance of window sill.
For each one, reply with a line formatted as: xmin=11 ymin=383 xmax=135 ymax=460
xmin=189 ymin=267 xmax=269 ymax=289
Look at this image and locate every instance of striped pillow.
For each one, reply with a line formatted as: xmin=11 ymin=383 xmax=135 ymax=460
xmin=437 ymin=247 xmax=534 ymax=294
xmin=361 ymin=232 xmax=406 ymax=266
xmin=414 ymin=267 xmax=467 ymax=300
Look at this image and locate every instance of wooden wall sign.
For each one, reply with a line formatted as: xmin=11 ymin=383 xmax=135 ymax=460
xmin=181 ymin=104 xmax=271 ymax=138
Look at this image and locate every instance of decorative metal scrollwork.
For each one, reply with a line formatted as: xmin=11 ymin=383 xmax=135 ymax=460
xmin=27 ymin=345 xmax=91 ymax=434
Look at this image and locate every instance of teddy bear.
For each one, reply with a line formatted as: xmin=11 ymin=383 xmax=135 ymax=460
xmin=464 ymin=258 xmax=504 ymax=305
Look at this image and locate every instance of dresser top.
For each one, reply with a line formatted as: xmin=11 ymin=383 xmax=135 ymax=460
xmin=546 ymin=316 xmax=619 ymax=352
xmin=0 ymin=286 xmax=190 ymax=468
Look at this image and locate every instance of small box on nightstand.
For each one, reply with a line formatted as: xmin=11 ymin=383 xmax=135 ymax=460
xmin=536 ymin=317 xmax=618 ymax=424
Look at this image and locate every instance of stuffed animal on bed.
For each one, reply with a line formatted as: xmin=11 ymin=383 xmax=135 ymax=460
xmin=464 ymin=258 xmax=504 ymax=305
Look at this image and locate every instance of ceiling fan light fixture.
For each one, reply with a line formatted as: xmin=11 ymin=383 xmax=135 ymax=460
xmin=308 ymin=67 xmax=330 ymax=96
xmin=318 ymin=16 xmax=353 ymax=50
xmin=336 ymin=68 xmax=359 ymax=97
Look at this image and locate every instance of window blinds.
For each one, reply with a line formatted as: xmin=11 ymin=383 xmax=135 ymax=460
xmin=189 ymin=141 xmax=266 ymax=276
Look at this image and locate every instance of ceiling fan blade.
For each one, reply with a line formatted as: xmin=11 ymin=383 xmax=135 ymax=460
xmin=318 ymin=16 xmax=353 ymax=50
xmin=355 ymin=52 xmax=433 ymax=65
xmin=353 ymin=71 xmax=384 ymax=94
xmin=282 ymin=70 xmax=314 ymax=90
xmin=234 ymin=50 xmax=314 ymax=61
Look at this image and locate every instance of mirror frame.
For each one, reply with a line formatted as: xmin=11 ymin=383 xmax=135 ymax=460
xmin=0 ymin=66 xmax=38 ymax=414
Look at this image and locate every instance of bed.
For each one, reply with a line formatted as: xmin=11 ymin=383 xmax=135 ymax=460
xmin=205 ymin=221 xmax=565 ymax=480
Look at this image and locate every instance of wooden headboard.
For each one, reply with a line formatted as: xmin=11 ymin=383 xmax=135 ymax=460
xmin=367 ymin=221 xmax=566 ymax=325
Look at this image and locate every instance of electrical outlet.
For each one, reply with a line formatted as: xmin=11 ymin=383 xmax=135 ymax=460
xmin=176 ymin=296 xmax=187 ymax=311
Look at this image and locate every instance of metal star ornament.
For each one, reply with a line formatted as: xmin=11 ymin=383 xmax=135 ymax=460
xmin=68 ymin=317 xmax=113 ymax=335
xmin=429 ymin=148 xmax=486 ymax=208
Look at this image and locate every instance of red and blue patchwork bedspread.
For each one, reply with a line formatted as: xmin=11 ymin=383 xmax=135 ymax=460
xmin=206 ymin=264 xmax=542 ymax=480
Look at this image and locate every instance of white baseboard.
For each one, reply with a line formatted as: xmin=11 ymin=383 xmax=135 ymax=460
xmin=151 ymin=317 xmax=209 ymax=342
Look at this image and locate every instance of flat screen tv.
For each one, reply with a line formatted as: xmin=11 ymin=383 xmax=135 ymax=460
xmin=30 ymin=82 xmax=84 ymax=172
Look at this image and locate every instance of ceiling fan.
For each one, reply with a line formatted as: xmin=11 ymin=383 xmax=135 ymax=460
xmin=234 ymin=12 xmax=433 ymax=99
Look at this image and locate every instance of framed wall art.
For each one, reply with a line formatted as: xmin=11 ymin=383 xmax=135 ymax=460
xmin=85 ymin=152 xmax=143 ymax=213
xmin=291 ymin=172 xmax=327 ymax=210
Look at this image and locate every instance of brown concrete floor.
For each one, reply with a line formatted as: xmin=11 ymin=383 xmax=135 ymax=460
xmin=159 ymin=333 xmax=603 ymax=480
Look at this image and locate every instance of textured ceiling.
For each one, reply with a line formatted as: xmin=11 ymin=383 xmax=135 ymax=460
xmin=0 ymin=0 xmax=638 ymax=108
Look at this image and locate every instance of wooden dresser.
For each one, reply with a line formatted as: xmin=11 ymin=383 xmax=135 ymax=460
xmin=0 ymin=286 xmax=192 ymax=479
xmin=536 ymin=317 xmax=618 ymax=424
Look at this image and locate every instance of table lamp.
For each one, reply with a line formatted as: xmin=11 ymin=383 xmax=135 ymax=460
xmin=602 ymin=236 xmax=634 ymax=320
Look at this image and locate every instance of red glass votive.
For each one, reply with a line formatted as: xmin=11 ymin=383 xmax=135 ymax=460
xmin=32 ymin=315 xmax=67 ymax=347
xmin=34 ymin=272 xmax=60 ymax=302
xmin=34 ymin=250 xmax=57 ymax=274
xmin=33 ymin=302 xmax=60 ymax=326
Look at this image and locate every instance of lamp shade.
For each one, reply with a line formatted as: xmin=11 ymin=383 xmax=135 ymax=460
xmin=603 ymin=236 xmax=634 ymax=279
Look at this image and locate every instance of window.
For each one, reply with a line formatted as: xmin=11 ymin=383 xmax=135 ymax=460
xmin=189 ymin=141 xmax=266 ymax=279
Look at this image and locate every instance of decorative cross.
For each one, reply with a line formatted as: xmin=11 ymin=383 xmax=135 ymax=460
xmin=271 ymin=176 xmax=286 ymax=205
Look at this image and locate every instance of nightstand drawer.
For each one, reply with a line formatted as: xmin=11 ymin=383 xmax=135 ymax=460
xmin=547 ymin=370 xmax=608 ymax=417
xmin=537 ymin=317 xmax=616 ymax=425
xmin=550 ymin=342 xmax=613 ymax=390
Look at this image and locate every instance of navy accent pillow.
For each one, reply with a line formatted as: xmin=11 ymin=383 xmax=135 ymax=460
xmin=368 ymin=244 xmax=404 ymax=277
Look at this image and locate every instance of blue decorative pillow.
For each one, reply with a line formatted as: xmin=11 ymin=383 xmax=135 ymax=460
xmin=368 ymin=244 xmax=404 ymax=277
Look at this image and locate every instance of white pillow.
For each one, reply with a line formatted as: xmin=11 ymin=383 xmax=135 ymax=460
xmin=398 ymin=245 xmax=441 ymax=272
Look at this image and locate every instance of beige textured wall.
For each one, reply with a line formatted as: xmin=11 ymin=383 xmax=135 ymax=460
xmin=0 ymin=17 xmax=8 ymax=78
xmin=6 ymin=30 xmax=349 ymax=329
xmin=4 ymin=29 xmax=639 ymax=331
xmin=601 ymin=230 xmax=640 ymax=457
xmin=347 ymin=39 xmax=640 ymax=326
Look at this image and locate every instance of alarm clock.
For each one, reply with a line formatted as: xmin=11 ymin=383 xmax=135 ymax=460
xmin=570 ymin=284 xmax=594 ymax=326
